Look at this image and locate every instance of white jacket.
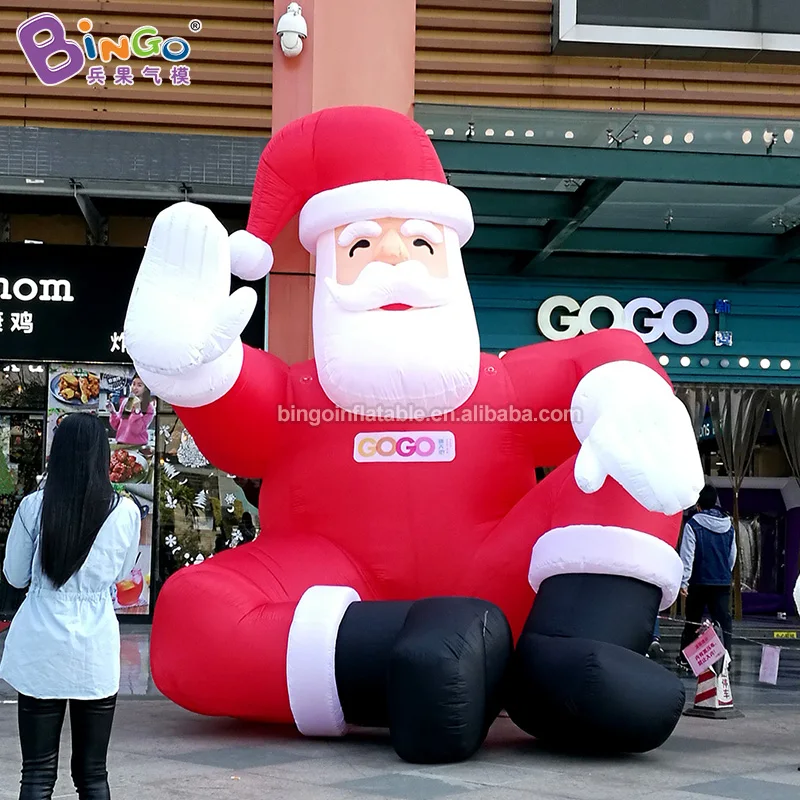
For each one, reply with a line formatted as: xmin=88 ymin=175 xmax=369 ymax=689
xmin=0 ymin=490 xmax=140 ymax=699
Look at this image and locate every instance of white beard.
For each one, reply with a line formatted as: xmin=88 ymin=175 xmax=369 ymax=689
xmin=312 ymin=228 xmax=481 ymax=418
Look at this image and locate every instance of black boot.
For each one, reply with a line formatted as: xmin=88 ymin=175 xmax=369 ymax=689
xmin=505 ymin=573 xmax=685 ymax=754
xmin=335 ymin=596 xmax=513 ymax=764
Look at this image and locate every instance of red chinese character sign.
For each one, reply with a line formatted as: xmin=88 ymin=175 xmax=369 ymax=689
xmin=123 ymin=106 xmax=704 ymax=763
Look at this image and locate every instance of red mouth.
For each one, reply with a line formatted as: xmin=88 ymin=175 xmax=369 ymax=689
xmin=380 ymin=303 xmax=413 ymax=311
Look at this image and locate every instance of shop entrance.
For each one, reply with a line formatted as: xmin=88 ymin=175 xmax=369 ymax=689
xmin=675 ymin=384 xmax=800 ymax=620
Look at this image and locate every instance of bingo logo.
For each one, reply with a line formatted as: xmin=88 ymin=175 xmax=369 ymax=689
xmin=16 ymin=13 xmax=194 ymax=87
xmin=353 ymin=432 xmax=456 ymax=463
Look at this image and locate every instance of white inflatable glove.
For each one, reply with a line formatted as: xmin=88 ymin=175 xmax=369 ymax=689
xmin=571 ymin=361 xmax=705 ymax=516
xmin=124 ymin=202 xmax=257 ymax=408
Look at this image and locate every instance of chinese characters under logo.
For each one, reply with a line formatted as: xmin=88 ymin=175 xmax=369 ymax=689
xmin=16 ymin=13 xmax=194 ymax=87
xmin=86 ymin=64 xmax=190 ymax=86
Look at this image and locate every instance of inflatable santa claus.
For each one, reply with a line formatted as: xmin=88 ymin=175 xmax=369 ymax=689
xmin=124 ymin=106 xmax=704 ymax=764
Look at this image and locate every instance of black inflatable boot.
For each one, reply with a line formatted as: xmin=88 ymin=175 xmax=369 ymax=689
xmin=335 ymin=596 xmax=513 ymax=764
xmin=505 ymin=574 xmax=685 ymax=754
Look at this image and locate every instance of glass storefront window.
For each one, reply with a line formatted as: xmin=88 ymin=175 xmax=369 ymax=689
xmin=0 ymin=363 xmax=47 ymax=410
xmin=699 ymin=405 xmax=792 ymax=479
xmin=0 ymin=413 xmax=44 ymax=618
xmin=155 ymin=404 xmax=261 ymax=590
xmin=688 ymin=392 xmax=796 ymax=611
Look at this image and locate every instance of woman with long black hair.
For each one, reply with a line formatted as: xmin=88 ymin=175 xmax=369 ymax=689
xmin=0 ymin=413 xmax=141 ymax=800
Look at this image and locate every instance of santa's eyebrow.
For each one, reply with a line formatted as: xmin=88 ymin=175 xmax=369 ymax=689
xmin=337 ymin=221 xmax=383 ymax=247
xmin=400 ymin=220 xmax=443 ymax=244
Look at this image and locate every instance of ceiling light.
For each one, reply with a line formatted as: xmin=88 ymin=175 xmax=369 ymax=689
xmin=565 ymin=131 xmax=574 ymax=139
xmin=781 ymin=359 xmax=791 ymax=370
xmin=720 ymin=359 xmax=730 ymax=367
xmin=785 ymin=129 xmax=794 ymax=144
xmin=763 ymin=130 xmax=775 ymax=144
xmin=684 ymin=132 xmax=694 ymax=143
xmin=663 ymin=134 xmax=673 ymax=145
xmin=680 ymin=356 xmax=691 ymax=367
xmin=643 ymin=135 xmax=653 ymax=145
xmin=505 ymin=130 xmax=514 ymax=137
xmin=525 ymin=130 xmax=534 ymax=137
xmin=658 ymin=355 xmax=669 ymax=366
xmin=760 ymin=358 xmax=771 ymax=369
xmin=485 ymin=128 xmax=494 ymax=136
xmin=739 ymin=357 xmax=750 ymax=367
xmin=742 ymin=129 xmax=752 ymax=144
xmin=444 ymin=128 xmax=454 ymax=136
xmin=424 ymin=129 xmax=434 ymax=136
xmin=700 ymin=357 xmax=710 ymax=366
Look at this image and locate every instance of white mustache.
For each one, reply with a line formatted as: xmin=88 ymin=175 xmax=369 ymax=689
xmin=324 ymin=260 xmax=454 ymax=312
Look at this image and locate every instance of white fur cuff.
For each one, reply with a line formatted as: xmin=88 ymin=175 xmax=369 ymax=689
xmin=529 ymin=525 xmax=684 ymax=610
xmin=286 ymin=585 xmax=360 ymax=737
xmin=298 ymin=179 xmax=474 ymax=252
xmin=133 ymin=339 xmax=244 ymax=409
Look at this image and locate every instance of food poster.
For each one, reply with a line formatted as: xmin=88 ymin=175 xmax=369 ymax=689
xmin=46 ymin=364 xmax=157 ymax=615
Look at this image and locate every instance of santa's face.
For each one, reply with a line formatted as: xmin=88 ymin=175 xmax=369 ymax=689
xmin=312 ymin=217 xmax=481 ymax=418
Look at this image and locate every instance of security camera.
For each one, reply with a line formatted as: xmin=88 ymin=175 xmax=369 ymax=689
xmin=277 ymin=2 xmax=307 ymax=57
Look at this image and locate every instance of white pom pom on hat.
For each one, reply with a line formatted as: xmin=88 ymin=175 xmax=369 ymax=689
xmin=229 ymin=229 xmax=274 ymax=281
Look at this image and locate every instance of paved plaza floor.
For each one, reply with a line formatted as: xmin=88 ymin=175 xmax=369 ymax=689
xmin=0 ymin=626 xmax=798 ymax=800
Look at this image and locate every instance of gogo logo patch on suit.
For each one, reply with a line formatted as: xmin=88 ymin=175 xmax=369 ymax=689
xmin=354 ymin=432 xmax=456 ymax=463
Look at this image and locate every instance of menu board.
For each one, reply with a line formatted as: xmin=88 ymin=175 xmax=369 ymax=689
xmin=46 ymin=363 xmax=155 ymax=616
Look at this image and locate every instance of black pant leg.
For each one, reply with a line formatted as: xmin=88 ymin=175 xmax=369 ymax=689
xmin=680 ymin=586 xmax=709 ymax=652
xmin=69 ymin=695 xmax=117 ymax=800
xmin=708 ymin=587 xmax=733 ymax=656
xmin=18 ymin=694 xmax=67 ymax=800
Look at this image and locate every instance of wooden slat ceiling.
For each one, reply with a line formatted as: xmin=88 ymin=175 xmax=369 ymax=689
xmin=0 ymin=0 xmax=272 ymax=134
xmin=415 ymin=0 xmax=800 ymax=117
xmin=2 ymin=0 xmax=800 ymax=137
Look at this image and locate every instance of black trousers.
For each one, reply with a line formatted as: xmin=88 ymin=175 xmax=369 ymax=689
xmin=680 ymin=585 xmax=733 ymax=657
xmin=17 ymin=693 xmax=117 ymax=800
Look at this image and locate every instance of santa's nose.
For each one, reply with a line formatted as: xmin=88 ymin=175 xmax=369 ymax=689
xmin=375 ymin=229 xmax=409 ymax=264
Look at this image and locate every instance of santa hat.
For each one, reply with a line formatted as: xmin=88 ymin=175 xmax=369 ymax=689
xmin=229 ymin=106 xmax=474 ymax=280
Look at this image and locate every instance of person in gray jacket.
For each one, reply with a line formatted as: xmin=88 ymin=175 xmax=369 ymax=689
xmin=678 ymin=484 xmax=737 ymax=663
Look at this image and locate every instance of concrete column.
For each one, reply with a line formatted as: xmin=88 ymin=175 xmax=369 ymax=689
xmin=267 ymin=0 xmax=417 ymax=364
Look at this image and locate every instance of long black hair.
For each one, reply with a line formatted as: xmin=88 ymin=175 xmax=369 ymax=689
xmin=40 ymin=413 xmax=120 ymax=588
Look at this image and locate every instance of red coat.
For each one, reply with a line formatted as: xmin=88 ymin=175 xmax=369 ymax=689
xmin=152 ymin=328 xmax=682 ymax=725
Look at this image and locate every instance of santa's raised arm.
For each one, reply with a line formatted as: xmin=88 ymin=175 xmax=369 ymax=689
xmin=123 ymin=200 xmax=288 ymax=479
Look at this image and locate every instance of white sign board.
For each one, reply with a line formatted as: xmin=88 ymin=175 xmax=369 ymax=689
xmin=537 ymin=295 xmax=709 ymax=346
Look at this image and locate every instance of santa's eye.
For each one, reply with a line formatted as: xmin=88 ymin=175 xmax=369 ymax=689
xmin=349 ymin=239 xmax=371 ymax=257
xmin=413 ymin=238 xmax=434 ymax=255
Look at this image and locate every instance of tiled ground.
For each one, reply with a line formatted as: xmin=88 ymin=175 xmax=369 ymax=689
xmin=0 ymin=701 xmax=798 ymax=800
xmin=0 ymin=627 xmax=798 ymax=799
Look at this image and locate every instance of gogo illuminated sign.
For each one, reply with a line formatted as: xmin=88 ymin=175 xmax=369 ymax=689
xmin=537 ymin=295 xmax=709 ymax=346
xmin=354 ymin=431 xmax=456 ymax=463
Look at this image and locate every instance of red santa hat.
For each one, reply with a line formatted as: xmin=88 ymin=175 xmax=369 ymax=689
xmin=229 ymin=106 xmax=474 ymax=280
